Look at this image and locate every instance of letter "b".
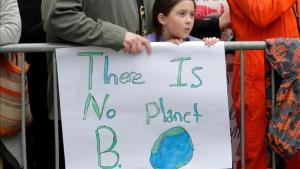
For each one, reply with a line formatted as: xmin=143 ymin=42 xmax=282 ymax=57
xmin=95 ymin=125 xmax=120 ymax=169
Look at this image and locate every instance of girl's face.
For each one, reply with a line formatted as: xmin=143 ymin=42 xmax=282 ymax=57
xmin=158 ymin=0 xmax=195 ymax=40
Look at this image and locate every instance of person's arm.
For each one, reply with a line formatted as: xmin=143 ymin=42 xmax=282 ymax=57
xmin=0 ymin=0 xmax=21 ymax=45
xmin=237 ymin=0 xmax=296 ymax=27
xmin=42 ymin=0 xmax=126 ymax=50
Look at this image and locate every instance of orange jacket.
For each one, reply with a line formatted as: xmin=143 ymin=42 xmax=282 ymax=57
xmin=227 ymin=0 xmax=299 ymax=41
xmin=227 ymin=1 xmax=299 ymax=169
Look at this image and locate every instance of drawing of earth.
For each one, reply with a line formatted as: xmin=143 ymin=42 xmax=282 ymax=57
xmin=150 ymin=126 xmax=194 ymax=169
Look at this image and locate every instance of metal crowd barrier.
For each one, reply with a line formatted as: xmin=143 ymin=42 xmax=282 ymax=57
xmin=0 ymin=41 xmax=275 ymax=169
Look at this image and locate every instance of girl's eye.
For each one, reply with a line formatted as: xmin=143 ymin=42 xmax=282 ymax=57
xmin=178 ymin=11 xmax=186 ymax=16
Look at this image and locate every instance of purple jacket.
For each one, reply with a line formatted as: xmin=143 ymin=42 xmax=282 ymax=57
xmin=146 ymin=33 xmax=199 ymax=42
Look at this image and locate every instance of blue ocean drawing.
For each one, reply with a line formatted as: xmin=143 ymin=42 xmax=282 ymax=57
xmin=150 ymin=126 xmax=194 ymax=169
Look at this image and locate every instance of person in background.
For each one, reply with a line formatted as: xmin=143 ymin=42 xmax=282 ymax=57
xmin=42 ymin=0 xmax=154 ymax=54
xmin=41 ymin=0 xmax=155 ymax=168
xmin=17 ymin=0 xmax=50 ymax=168
xmin=227 ymin=0 xmax=300 ymax=168
xmin=0 ymin=0 xmax=22 ymax=168
xmin=147 ymin=0 xmax=219 ymax=46
xmin=191 ymin=0 xmax=232 ymax=40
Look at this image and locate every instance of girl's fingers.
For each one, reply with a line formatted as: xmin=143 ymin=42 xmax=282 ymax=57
xmin=203 ymin=37 xmax=220 ymax=47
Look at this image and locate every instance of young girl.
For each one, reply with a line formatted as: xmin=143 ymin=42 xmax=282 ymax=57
xmin=147 ymin=0 xmax=218 ymax=46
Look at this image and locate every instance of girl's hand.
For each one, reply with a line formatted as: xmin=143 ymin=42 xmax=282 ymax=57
xmin=167 ymin=39 xmax=183 ymax=45
xmin=203 ymin=37 xmax=219 ymax=47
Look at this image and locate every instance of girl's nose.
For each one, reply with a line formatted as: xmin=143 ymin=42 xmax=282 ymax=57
xmin=186 ymin=16 xmax=192 ymax=23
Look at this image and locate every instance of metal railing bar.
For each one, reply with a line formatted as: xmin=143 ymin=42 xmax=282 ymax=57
xmin=21 ymin=53 xmax=28 ymax=169
xmin=0 ymin=42 xmax=267 ymax=53
xmin=271 ymin=69 xmax=276 ymax=169
xmin=225 ymin=41 xmax=266 ymax=50
xmin=0 ymin=43 xmax=79 ymax=53
xmin=53 ymin=52 xmax=60 ymax=169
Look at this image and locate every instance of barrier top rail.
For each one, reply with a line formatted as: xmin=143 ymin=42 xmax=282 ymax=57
xmin=0 ymin=41 xmax=267 ymax=53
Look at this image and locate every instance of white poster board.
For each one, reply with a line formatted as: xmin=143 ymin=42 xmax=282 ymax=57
xmin=56 ymin=42 xmax=232 ymax=169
